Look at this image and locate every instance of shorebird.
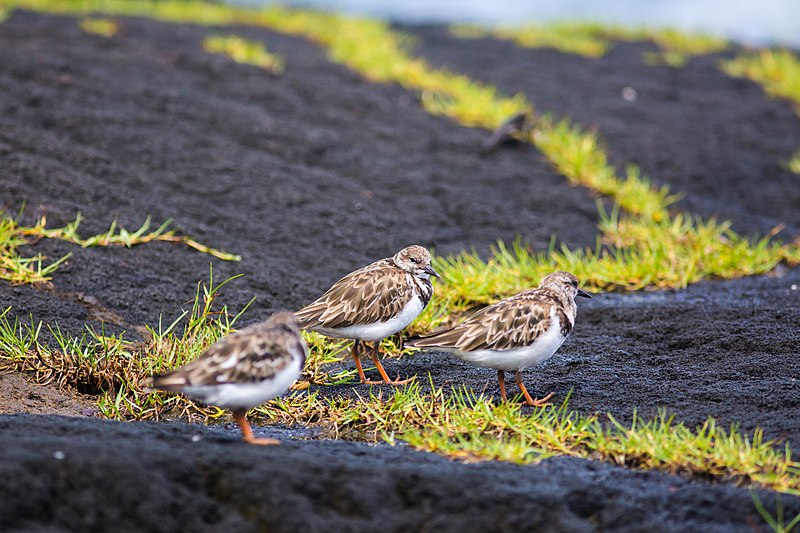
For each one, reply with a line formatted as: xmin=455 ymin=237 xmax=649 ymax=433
xmin=295 ymin=245 xmax=439 ymax=385
xmin=148 ymin=311 xmax=306 ymax=445
xmin=482 ymin=112 xmax=533 ymax=152
xmin=408 ymin=271 xmax=590 ymax=406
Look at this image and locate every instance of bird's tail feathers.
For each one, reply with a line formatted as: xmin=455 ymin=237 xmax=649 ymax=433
xmin=146 ymin=371 xmax=190 ymax=392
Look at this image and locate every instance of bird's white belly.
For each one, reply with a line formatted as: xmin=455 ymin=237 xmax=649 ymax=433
xmin=442 ymin=311 xmax=567 ymax=371
xmin=313 ymin=295 xmax=424 ymax=341
xmin=181 ymin=357 xmax=303 ymax=410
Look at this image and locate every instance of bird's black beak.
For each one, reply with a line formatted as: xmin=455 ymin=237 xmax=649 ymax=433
xmin=577 ymin=289 xmax=592 ymax=299
xmin=424 ymin=265 xmax=441 ymax=279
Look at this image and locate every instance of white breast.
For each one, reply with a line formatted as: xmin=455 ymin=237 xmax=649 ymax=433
xmin=312 ymin=294 xmax=424 ymax=342
xmin=439 ymin=307 xmax=567 ymax=371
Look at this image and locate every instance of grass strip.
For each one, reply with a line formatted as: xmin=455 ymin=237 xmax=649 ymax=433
xmin=203 ymin=34 xmax=285 ymax=74
xmin=23 ymin=213 xmax=240 ymax=260
xmin=721 ymin=49 xmax=800 ymax=175
xmin=721 ymin=49 xmax=800 ymax=108
xmin=0 ymin=209 xmax=239 ymax=284
xmin=417 ymin=207 xmax=784 ymax=329
xmin=0 ymin=211 xmax=71 ymax=285
xmin=267 ymin=387 xmax=799 ymax=495
xmin=790 ymin=149 xmax=800 ymax=174
xmin=78 ymin=16 xmax=117 ymax=36
xmin=451 ymin=22 xmax=728 ymax=66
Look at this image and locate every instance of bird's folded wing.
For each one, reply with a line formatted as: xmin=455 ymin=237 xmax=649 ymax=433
xmin=295 ymin=263 xmax=410 ymax=329
xmin=414 ymin=296 xmax=552 ymax=352
xmin=152 ymin=324 xmax=300 ymax=387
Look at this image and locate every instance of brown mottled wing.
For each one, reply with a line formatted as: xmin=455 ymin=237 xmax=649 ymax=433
xmin=413 ymin=290 xmax=553 ymax=351
xmin=152 ymin=322 xmax=305 ymax=388
xmin=295 ymin=260 xmax=412 ymax=328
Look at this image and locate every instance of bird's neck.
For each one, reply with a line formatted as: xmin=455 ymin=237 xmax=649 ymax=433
xmin=540 ymin=287 xmax=577 ymax=325
xmin=410 ymin=274 xmax=434 ymax=308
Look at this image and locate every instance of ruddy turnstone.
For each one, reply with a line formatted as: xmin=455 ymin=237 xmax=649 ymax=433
xmin=295 ymin=245 xmax=439 ymax=385
xmin=482 ymin=112 xmax=533 ymax=151
xmin=408 ymin=271 xmax=590 ymax=406
xmin=148 ymin=311 xmax=306 ymax=446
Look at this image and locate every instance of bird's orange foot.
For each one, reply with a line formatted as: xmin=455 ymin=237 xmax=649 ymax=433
xmin=243 ymin=435 xmax=281 ymax=446
xmin=382 ymin=375 xmax=416 ymax=386
xmin=234 ymin=411 xmax=280 ymax=446
xmin=525 ymin=391 xmax=555 ymax=407
xmin=358 ymin=375 xmax=416 ymax=385
xmin=359 ymin=378 xmax=389 ymax=385
xmin=370 ymin=352 xmax=415 ymax=385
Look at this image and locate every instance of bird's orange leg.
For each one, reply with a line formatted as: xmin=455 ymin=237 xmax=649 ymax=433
xmin=497 ymin=369 xmax=507 ymax=402
xmin=371 ymin=343 xmax=414 ymax=385
xmin=515 ymin=370 xmax=554 ymax=407
xmin=233 ymin=409 xmax=280 ymax=446
xmin=352 ymin=341 xmax=385 ymax=385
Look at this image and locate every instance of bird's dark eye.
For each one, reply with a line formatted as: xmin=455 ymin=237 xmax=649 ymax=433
xmin=410 ymin=257 xmax=419 ymax=263
xmin=571 ymin=280 xmax=578 ymax=288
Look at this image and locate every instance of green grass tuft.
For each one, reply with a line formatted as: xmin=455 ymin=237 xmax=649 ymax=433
xmin=413 ymin=204 xmax=787 ymax=331
xmin=451 ymin=21 xmax=616 ymax=58
xmin=79 ymin=16 xmax=117 ymax=36
xmin=0 ymin=268 xmax=251 ymax=419
xmin=450 ymin=22 xmax=727 ymax=66
xmin=530 ymin=117 xmax=677 ymax=222
xmin=789 ymin=149 xmax=800 ymax=175
xmin=0 ymin=209 xmax=240 ymax=285
xmin=721 ymin=49 xmax=800 ymax=105
xmin=721 ymin=49 xmax=800 ymax=176
xmin=0 ymin=209 xmax=71 ymax=285
xmin=645 ymin=28 xmax=728 ymax=67
xmin=203 ymin=34 xmax=285 ymax=74
xmin=752 ymin=491 xmax=800 ymax=532
xmin=26 ymin=212 xmax=241 ymax=260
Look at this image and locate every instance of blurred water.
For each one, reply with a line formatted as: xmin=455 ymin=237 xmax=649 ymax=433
xmin=231 ymin=0 xmax=800 ymax=47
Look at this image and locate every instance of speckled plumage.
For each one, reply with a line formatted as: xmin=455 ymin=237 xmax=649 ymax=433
xmin=409 ymin=271 xmax=591 ymax=406
xmin=149 ymin=311 xmax=306 ymax=445
xmin=295 ymin=245 xmax=439 ymax=384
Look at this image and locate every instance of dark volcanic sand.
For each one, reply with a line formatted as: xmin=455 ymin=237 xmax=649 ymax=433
xmin=1 ymin=9 xmax=799 ymax=532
